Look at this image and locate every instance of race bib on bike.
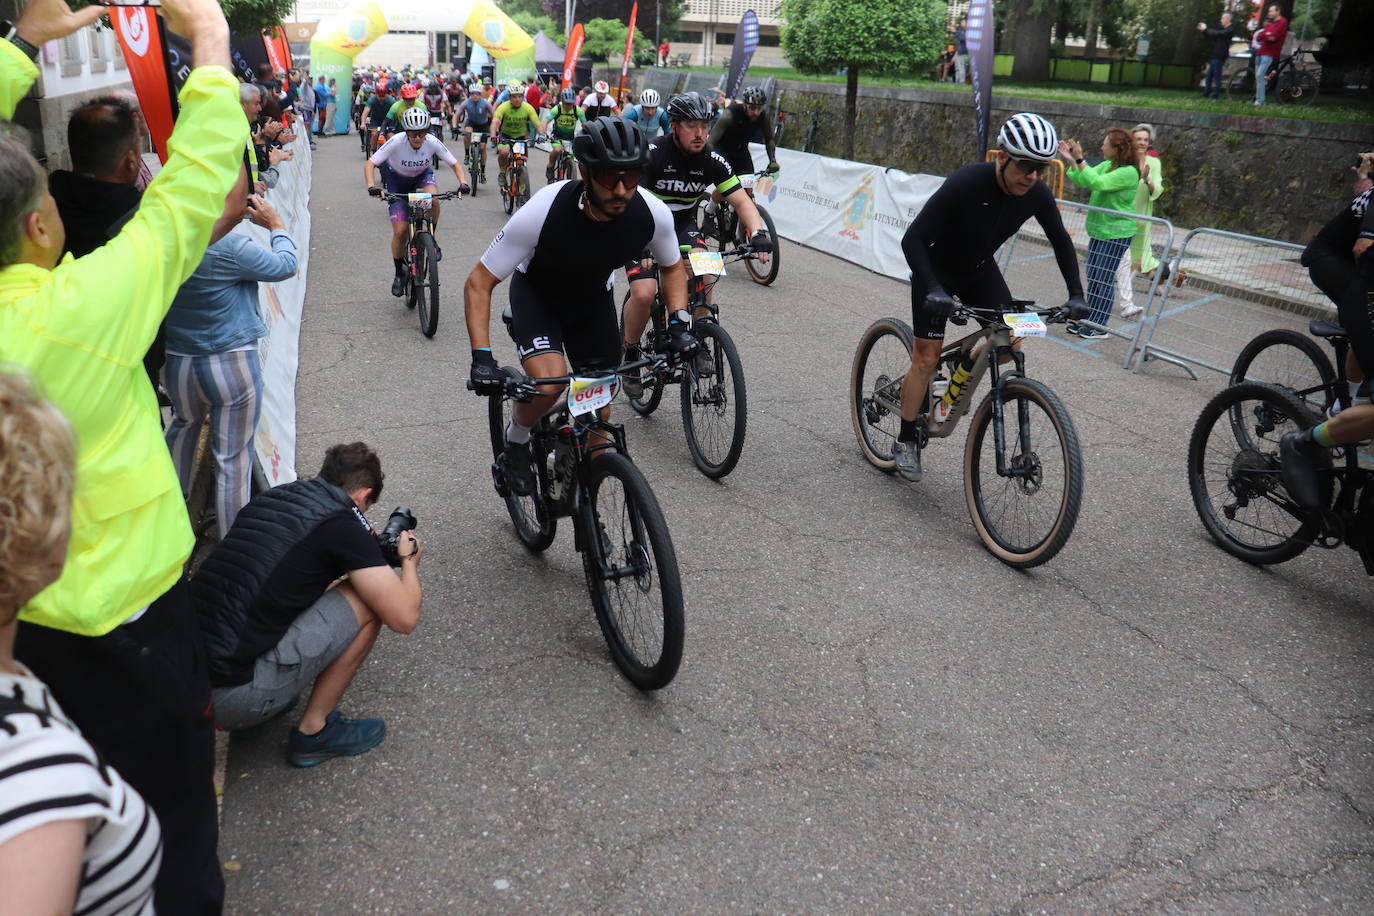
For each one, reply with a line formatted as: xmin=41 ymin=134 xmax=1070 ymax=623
xmin=688 ymin=250 xmax=726 ymax=277
xmin=407 ymin=192 xmax=433 ymax=209
xmin=569 ymin=376 xmax=616 ymax=416
xmin=1003 ymin=313 xmax=1047 ymax=338
xmin=513 ymin=141 xmax=527 ymax=156
xmin=430 ymin=117 xmax=443 ymax=127
xmin=738 ymin=173 xmax=756 ymax=189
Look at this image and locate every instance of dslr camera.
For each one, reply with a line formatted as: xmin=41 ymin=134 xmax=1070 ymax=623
xmin=376 ymin=506 xmax=418 ymax=566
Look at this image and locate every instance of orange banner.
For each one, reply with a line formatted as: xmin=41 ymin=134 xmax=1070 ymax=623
xmin=263 ymin=26 xmax=292 ymax=74
xmin=618 ymin=4 xmax=638 ymax=103
xmin=108 ymin=7 xmax=177 ymax=162
xmin=561 ymin=24 xmax=584 ymax=91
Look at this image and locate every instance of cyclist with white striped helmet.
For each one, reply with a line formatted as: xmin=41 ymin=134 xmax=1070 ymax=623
xmin=890 ymin=112 xmax=1087 ymax=482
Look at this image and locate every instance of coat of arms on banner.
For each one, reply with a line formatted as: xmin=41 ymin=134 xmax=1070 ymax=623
xmin=839 ymin=173 xmax=875 ymax=240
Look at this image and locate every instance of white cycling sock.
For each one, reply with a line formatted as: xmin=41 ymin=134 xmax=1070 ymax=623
xmin=505 ymin=419 xmax=533 ymax=445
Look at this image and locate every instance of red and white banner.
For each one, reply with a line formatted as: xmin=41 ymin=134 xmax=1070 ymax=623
xmin=560 ymin=24 xmax=584 ymax=91
xmin=617 ymin=3 xmax=638 ymax=103
xmin=263 ymin=26 xmax=293 ymax=74
xmin=108 ymin=8 xmax=177 ymax=161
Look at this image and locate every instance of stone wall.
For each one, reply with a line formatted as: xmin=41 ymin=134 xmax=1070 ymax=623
xmin=762 ymin=80 xmax=1374 ymax=244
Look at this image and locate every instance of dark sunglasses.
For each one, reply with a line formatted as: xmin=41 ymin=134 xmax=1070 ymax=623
xmin=590 ymin=169 xmax=643 ymax=190
xmin=1008 ymin=157 xmax=1050 ymax=175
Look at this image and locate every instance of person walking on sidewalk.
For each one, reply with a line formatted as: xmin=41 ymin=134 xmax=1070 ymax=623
xmin=1197 ymin=12 xmax=1234 ymax=101
xmin=1118 ymin=123 xmax=1165 ymax=320
xmin=1059 ymin=128 xmax=1141 ymax=338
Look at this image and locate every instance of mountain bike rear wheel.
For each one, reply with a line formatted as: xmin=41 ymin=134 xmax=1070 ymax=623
xmin=1188 ymin=382 xmax=1317 ymax=565
xmin=487 ymin=393 xmax=557 ymax=551
xmin=1230 ymin=328 xmax=1335 ymax=417
xmin=850 ymin=318 xmax=914 ymax=470
xmin=680 ymin=321 xmax=747 ymax=479
xmin=964 ymin=377 xmax=1083 ymax=568
xmin=622 ymin=291 xmax=665 ymax=416
xmin=581 ymin=452 xmax=684 ymax=690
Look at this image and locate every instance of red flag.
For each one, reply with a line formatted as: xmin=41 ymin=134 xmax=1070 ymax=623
xmin=560 ymin=24 xmax=584 ymax=91
xmin=109 ymin=7 xmax=176 ymax=162
xmin=262 ymin=26 xmax=292 ymax=74
xmin=617 ymin=4 xmax=638 ymax=104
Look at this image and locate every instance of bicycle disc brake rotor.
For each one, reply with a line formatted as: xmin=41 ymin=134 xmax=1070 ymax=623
xmin=629 ymin=540 xmax=653 ymax=592
xmin=1009 ymin=451 xmax=1043 ymax=494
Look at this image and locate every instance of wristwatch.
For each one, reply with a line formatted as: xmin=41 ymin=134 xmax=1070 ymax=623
xmin=2 ymin=20 xmax=41 ymax=61
xmin=1075 ymin=158 xmax=1085 ymax=166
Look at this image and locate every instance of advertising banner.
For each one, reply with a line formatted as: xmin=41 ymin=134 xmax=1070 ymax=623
xmin=966 ymin=0 xmax=994 ymax=157
xmin=561 ymin=24 xmax=585 ymax=90
xmin=617 ymin=3 xmax=638 ymax=103
xmin=230 ymin=32 xmax=272 ymax=85
xmin=724 ymin=11 xmax=760 ymax=101
xmin=263 ymin=26 xmax=293 ymax=73
xmin=245 ymin=134 xmax=313 ymax=486
xmin=749 ymin=143 xmax=944 ymax=282
xmin=108 ymin=7 xmax=177 ymax=161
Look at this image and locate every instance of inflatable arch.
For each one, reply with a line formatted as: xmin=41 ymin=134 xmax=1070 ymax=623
xmin=312 ymin=0 xmax=536 ymax=133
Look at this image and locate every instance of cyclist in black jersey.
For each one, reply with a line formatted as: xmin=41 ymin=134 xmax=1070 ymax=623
xmin=1280 ymin=180 xmax=1374 ymax=509
xmin=893 ymin=112 xmax=1087 ymax=481
xmin=706 ymin=86 xmax=779 ymax=181
xmin=622 ymin=91 xmax=774 ymax=370
xmin=464 ymin=117 xmax=691 ymax=496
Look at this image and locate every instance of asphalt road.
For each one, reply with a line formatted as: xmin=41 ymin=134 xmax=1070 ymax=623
xmin=220 ymin=133 xmax=1374 ymax=913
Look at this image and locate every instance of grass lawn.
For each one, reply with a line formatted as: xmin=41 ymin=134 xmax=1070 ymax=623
xmin=701 ymin=66 xmax=1374 ymax=126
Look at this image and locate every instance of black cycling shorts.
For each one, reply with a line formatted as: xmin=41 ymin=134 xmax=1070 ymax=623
xmin=911 ymin=265 xmax=1011 ymax=341
xmin=625 ymin=218 xmax=704 ymax=280
xmin=507 ymin=272 xmax=622 ymax=372
xmin=1307 ymin=254 xmax=1374 ymax=378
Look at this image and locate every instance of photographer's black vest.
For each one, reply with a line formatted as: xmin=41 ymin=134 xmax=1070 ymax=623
xmin=193 ymin=477 xmax=356 ymax=686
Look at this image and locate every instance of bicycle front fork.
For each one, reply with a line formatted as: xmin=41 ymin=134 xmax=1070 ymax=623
xmin=987 ymin=348 xmax=1029 ymax=479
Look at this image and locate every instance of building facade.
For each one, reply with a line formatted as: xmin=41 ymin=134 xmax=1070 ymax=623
xmin=673 ymin=0 xmax=785 ymax=69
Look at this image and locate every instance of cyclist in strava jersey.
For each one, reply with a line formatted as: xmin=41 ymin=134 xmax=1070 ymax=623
xmin=707 ymin=85 xmax=779 ymax=179
xmin=1280 ymin=185 xmax=1374 ymax=510
xmin=460 ymin=87 xmax=495 ymax=180
xmin=892 ymin=112 xmax=1086 ymax=482
xmin=464 ymin=117 xmax=691 ymax=496
xmin=491 ymin=92 xmax=541 ymax=193
xmin=540 ymin=88 xmax=586 ymax=183
xmin=621 ymin=91 xmax=773 ymax=388
xmin=365 ymin=106 xmax=471 ymax=298
xmin=624 ymin=88 xmax=669 ymax=138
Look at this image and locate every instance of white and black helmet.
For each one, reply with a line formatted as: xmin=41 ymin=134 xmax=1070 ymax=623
xmin=998 ymin=112 xmax=1058 ymax=162
xmin=639 ymin=88 xmax=660 ymax=107
xmin=401 ymin=106 xmax=431 ymax=132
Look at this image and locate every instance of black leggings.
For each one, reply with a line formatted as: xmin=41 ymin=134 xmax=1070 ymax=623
xmin=1307 ymin=254 xmax=1374 ymax=378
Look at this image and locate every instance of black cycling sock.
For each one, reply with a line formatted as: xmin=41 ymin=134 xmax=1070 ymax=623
xmin=899 ymin=418 xmax=919 ymax=443
xmin=393 ymin=258 xmax=404 ymax=275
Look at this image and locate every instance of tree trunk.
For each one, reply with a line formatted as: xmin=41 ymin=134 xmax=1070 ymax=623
xmin=1083 ymin=0 xmax=1103 ymax=59
xmin=843 ymin=64 xmax=858 ymax=161
xmin=1011 ymin=1 xmax=1053 ymax=82
xmin=1172 ymin=0 xmax=1205 ymax=66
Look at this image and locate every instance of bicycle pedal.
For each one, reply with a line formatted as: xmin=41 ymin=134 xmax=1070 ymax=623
xmin=490 ymin=460 xmax=510 ymax=497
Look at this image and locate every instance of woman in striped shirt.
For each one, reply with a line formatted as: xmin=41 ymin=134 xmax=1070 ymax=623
xmin=0 ymin=372 xmax=162 ymax=914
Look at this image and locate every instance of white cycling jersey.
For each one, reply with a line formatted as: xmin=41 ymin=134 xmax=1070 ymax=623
xmin=369 ymin=132 xmax=457 ymax=178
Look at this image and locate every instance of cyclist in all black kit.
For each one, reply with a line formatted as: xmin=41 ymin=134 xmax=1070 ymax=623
xmin=707 ymin=85 xmax=780 ymax=180
xmin=894 ymin=112 xmax=1086 ymax=482
xmin=464 ymin=117 xmax=692 ymax=496
xmin=621 ymin=91 xmax=773 ymax=392
xmin=1280 ymin=177 xmax=1374 ymax=509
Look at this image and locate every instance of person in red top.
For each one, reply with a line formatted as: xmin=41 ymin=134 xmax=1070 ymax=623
xmin=659 ymin=39 xmax=670 ymax=66
xmin=1252 ymin=3 xmax=1288 ymax=105
xmin=523 ymin=78 xmax=544 ymax=110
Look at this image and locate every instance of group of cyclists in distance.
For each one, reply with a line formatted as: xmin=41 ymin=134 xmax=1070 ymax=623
xmin=350 ymin=60 xmax=1373 ymax=543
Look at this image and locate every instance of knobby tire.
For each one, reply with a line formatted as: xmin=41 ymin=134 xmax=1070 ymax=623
xmin=680 ymin=321 xmax=747 ymax=479
xmin=849 ymin=317 xmax=914 ymax=470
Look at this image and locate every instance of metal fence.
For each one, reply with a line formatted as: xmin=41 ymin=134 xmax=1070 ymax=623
xmin=1132 ymin=227 xmax=1332 ymax=379
xmin=996 ymin=199 xmax=1175 ymax=369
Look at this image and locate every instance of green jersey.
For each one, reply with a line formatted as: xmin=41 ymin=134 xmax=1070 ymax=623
xmin=547 ymin=103 xmax=585 ymax=139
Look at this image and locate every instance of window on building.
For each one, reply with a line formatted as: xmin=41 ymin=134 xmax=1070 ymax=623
xmin=88 ymin=25 xmax=108 ymax=72
xmin=60 ymin=30 xmax=84 ymax=76
xmin=677 ymin=30 xmax=703 ymax=44
xmin=716 ymin=32 xmax=733 ymax=45
xmin=757 ymin=32 xmax=781 ymax=47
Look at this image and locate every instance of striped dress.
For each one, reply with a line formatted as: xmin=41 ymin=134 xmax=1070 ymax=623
xmin=0 ymin=666 xmax=161 ymax=914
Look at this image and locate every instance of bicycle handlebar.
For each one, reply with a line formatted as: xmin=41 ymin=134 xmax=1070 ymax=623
xmin=466 ymin=355 xmax=667 ymax=401
xmin=377 ymin=190 xmax=461 ymax=201
xmin=952 ymin=300 xmax=1082 ymax=325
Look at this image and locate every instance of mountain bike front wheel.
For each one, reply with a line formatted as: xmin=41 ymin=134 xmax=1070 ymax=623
xmin=414 ymin=231 xmax=439 ymax=338
xmin=680 ymin=321 xmax=747 ymax=479
xmin=964 ymin=377 xmax=1084 ymax=568
xmin=487 ymin=393 xmax=557 ymax=551
xmin=580 ymin=452 xmax=684 ymax=690
xmin=738 ymin=204 xmax=780 ymax=286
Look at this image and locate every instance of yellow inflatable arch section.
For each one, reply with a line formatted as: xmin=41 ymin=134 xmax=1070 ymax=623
xmin=314 ymin=0 xmax=535 ymax=132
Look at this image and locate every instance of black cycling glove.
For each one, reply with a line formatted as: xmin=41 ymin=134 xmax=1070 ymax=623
xmin=368 ymin=186 xmax=382 ymax=197
xmin=1062 ymin=296 xmax=1090 ymax=320
xmin=925 ymin=286 xmax=956 ymax=317
xmin=457 ymin=182 xmax=471 ymax=195
xmin=748 ymin=230 xmax=774 ymax=254
xmin=469 ymin=349 xmax=504 ymax=393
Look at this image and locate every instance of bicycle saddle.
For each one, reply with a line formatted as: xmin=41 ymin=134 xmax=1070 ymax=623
xmin=1309 ymin=320 xmax=1345 ymax=339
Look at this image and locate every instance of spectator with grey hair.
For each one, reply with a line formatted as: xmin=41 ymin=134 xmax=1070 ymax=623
xmin=1117 ymin=122 xmax=1166 ymax=320
xmin=1 ymin=0 xmax=244 ymax=909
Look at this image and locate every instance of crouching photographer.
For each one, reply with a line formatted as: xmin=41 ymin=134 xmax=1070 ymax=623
xmin=193 ymin=442 xmax=424 ymax=767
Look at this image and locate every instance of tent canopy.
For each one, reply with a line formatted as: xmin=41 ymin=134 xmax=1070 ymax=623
xmin=533 ymin=30 xmax=565 ymax=67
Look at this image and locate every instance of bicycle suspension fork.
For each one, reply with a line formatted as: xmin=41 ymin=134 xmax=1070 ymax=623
xmin=987 ymin=347 xmax=1029 ymax=479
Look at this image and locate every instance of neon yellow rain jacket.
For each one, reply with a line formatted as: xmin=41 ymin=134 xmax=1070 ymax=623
xmin=1 ymin=42 xmax=247 ymax=635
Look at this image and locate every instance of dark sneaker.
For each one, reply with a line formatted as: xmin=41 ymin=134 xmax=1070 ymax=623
xmin=1279 ymin=431 xmax=1330 ymax=513
xmin=1078 ymin=327 xmax=1110 ymax=340
xmin=503 ymin=440 xmax=537 ymax=497
xmin=893 ymin=439 xmax=923 ymax=482
xmin=693 ymin=345 xmax=715 ymax=377
xmin=288 ymin=710 xmax=386 ymax=767
xmin=391 ymin=273 xmax=405 ymax=298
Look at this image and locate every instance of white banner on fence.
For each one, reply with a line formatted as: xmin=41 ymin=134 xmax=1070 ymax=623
xmin=744 ymin=143 xmax=944 ymax=282
xmin=242 ymin=136 xmax=312 ymax=487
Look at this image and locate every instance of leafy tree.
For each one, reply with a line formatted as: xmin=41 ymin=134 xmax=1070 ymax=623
xmin=781 ymin=0 xmax=946 ymax=159
xmin=222 ymin=0 xmax=296 ymax=34
xmin=541 ymin=0 xmax=686 ymax=44
xmin=581 ymin=17 xmax=651 ymax=63
xmin=509 ymin=11 xmax=565 ymax=45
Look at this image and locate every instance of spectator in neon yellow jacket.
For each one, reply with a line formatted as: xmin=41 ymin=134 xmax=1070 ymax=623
xmin=1 ymin=0 xmax=246 ymax=910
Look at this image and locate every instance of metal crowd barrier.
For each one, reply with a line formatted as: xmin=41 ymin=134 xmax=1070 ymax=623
xmin=1132 ymin=227 xmax=1333 ymax=379
xmin=996 ymin=199 xmax=1175 ymax=369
